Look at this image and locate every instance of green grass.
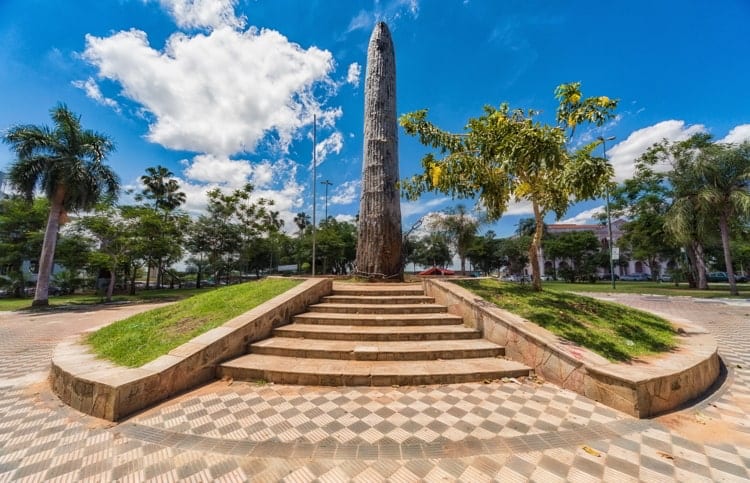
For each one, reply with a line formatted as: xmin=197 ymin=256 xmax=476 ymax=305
xmin=87 ymin=278 xmax=301 ymax=367
xmin=456 ymin=279 xmax=677 ymax=362
xmin=0 ymin=287 xmax=217 ymax=312
xmin=543 ymin=280 xmax=750 ymax=298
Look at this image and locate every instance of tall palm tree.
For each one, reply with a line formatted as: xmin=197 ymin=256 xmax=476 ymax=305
xmin=139 ymin=165 xmax=186 ymax=216
xmin=432 ymin=205 xmax=480 ymax=275
xmin=695 ymin=141 xmax=750 ymax=295
xmin=3 ymin=104 xmax=119 ymax=306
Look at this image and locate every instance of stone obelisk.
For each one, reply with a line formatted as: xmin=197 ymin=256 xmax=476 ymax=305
xmin=355 ymin=21 xmax=403 ymax=281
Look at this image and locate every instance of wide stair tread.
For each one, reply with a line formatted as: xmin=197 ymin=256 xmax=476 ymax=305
xmin=293 ymin=312 xmax=463 ymax=326
xmin=331 ymin=283 xmax=424 ymax=297
xmin=275 ymin=323 xmax=481 ymax=341
xmin=322 ymin=295 xmax=435 ymax=304
xmin=251 ymin=337 xmax=503 ymax=360
xmin=308 ymin=303 xmax=447 ymax=314
xmin=219 ymin=354 xmax=530 ymax=386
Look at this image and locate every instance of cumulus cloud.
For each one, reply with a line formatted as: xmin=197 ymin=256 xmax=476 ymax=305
xmin=335 ymin=214 xmax=356 ymax=223
xmin=82 ymin=27 xmax=338 ymax=156
xmin=315 ymin=131 xmax=344 ymax=165
xmin=718 ymin=124 xmax=750 ymax=144
xmin=71 ymin=77 xmax=120 ymax=111
xmin=329 ymin=180 xmax=360 ymax=205
xmin=183 ymin=154 xmax=252 ymax=187
xmin=154 ymin=0 xmax=246 ymax=30
xmin=560 ymin=206 xmax=605 ymax=225
xmin=606 ymin=120 xmax=707 ymax=182
xmin=346 ymin=62 xmax=361 ymax=87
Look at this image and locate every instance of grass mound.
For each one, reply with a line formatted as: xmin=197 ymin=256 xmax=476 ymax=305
xmin=456 ymin=279 xmax=677 ymax=362
xmin=87 ymin=278 xmax=301 ymax=367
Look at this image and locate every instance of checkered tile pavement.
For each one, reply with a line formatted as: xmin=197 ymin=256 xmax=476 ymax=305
xmin=0 ymin=296 xmax=749 ymax=481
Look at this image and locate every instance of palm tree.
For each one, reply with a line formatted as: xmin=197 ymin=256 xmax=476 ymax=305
xmin=695 ymin=141 xmax=750 ymax=295
xmin=139 ymin=165 xmax=186 ymax=217
xmin=3 ymin=104 xmax=119 ymax=306
xmin=432 ymin=205 xmax=480 ymax=275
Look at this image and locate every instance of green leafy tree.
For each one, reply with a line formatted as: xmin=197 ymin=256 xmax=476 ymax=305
xmin=400 ymin=82 xmax=617 ymax=291
xmin=496 ymin=236 xmax=531 ymax=277
xmin=411 ymin=232 xmax=453 ymax=268
xmin=76 ymin=207 xmax=132 ymax=301
xmin=692 ymin=141 xmax=750 ymax=295
xmin=544 ymin=231 xmax=602 ymax=282
xmin=3 ymin=104 xmax=119 ymax=305
xmin=466 ymin=231 xmax=503 ymax=275
xmin=429 ymin=205 xmax=480 ymax=275
xmin=0 ymin=196 xmax=47 ymax=297
xmin=137 ymin=166 xmax=187 ymax=287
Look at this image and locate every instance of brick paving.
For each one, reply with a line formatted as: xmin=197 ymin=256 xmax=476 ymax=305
xmin=0 ymin=295 xmax=749 ymax=481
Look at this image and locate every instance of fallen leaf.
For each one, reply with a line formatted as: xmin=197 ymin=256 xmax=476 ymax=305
xmin=695 ymin=412 xmax=709 ymax=424
xmin=657 ymin=451 xmax=675 ymax=460
xmin=483 ymin=379 xmax=492 ymax=384
xmin=581 ymin=445 xmax=601 ymax=457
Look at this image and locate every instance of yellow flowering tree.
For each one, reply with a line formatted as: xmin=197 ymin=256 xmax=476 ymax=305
xmin=400 ymin=83 xmax=618 ymax=291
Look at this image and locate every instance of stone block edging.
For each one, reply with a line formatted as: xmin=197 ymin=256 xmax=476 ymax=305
xmin=50 ymin=278 xmax=332 ymax=421
xmin=423 ymin=279 xmax=720 ymax=418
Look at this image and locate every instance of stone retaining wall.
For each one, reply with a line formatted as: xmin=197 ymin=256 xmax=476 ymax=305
xmin=423 ymin=279 xmax=720 ymax=418
xmin=50 ymin=278 xmax=332 ymax=421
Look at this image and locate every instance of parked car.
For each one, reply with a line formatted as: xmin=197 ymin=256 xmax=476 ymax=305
xmin=659 ymin=274 xmax=672 ymax=282
xmin=620 ymin=273 xmax=651 ymax=281
xmin=707 ymin=272 xmax=729 ymax=283
xmin=734 ymin=273 xmax=748 ymax=283
xmin=597 ymin=273 xmax=620 ymax=281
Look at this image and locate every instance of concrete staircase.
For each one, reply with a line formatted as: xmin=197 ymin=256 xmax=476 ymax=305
xmin=218 ymin=283 xmax=531 ymax=386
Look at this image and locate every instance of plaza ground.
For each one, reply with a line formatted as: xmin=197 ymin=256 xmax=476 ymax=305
xmin=0 ymin=294 xmax=748 ymax=481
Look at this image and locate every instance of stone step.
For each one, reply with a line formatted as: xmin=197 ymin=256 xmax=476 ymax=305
xmin=250 ymin=337 xmax=503 ymax=361
xmin=293 ymin=312 xmax=463 ymax=326
xmin=307 ymin=303 xmax=447 ymax=315
xmin=331 ymin=283 xmax=424 ymax=297
xmin=218 ymin=354 xmax=531 ymax=386
xmin=274 ymin=323 xmax=482 ymax=341
xmin=322 ymin=295 xmax=435 ymax=305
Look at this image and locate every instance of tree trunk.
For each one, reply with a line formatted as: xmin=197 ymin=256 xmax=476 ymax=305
xmin=355 ymin=22 xmax=403 ymax=282
xmin=529 ymin=201 xmax=543 ymax=291
xmin=692 ymin=240 xmax=708 ymax=289
xmin=718 ymin=212 xmax=738 ymax=296
xmin=33 ymin=186 xmax=66 ymax=306
xmin=106 ymin=266 xmax=116 ymax=302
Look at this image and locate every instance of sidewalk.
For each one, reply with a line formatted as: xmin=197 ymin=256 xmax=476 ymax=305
xmin=0 ymin=295 xmax=748 ymax=481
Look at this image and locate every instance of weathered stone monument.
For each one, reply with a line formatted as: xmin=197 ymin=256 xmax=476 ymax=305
xmin=355 ymin=21 xmax=403 ymax=281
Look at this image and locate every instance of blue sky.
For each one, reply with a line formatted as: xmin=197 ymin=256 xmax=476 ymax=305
xmin=1 ymin=0 xmax=749 ymax=237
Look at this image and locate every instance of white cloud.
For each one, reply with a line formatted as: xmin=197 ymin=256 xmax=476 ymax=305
xmin=347 ymin=0 xmax=419 ymax=32
xmin=346 ymin=62 xmax=361 ymax=87
xmin=504 ymin=199 xmax=533 ymax=215
xmin=250 ymin=160 xmax=274 ymax=188
xmin=560 ymin=206 xmax=605 ymax=225
xmin=315 ymin=131 xmax=344 ymax=165
xmin=82 ymin=26 xmax=338 ymax=156
xmin=154 ymin=0 xmax=246 ymax=30
xmin=718 ymin=124 xmax=750 ymax=144
xmin=334 ymin=214 xmax=356 ymax=223
xmin=606 ymin=120 xmax=707 ymax=182
xmin=71 ymin=77 xmax=120 ymax=111
xmin=330 ymin=180 xmax=360 ymax=205
xmin=183 ymin=154 xmax=252 ymax=187
xmin=401 ymin=197 xmax=450 ymax=217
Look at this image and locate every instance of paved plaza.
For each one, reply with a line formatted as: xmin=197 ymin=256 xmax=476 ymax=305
xmin=0 ymin=294 xmax=749 ymax=481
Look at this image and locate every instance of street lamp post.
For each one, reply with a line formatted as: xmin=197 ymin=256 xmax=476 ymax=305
xmin=321 ymin=180 xmax=332 ymax=221
xmin=599 ymin=136 xmax=616 ymax=290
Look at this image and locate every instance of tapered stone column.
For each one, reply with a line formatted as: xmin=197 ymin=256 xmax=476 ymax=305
xmin=355 ymin=21 xmax=403 ymax=281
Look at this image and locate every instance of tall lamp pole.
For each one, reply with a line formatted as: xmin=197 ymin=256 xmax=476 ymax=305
xmin=599 ymin=136 xmax=616 ymax=289
xmin=321 ymin=180 xmax=333 ymax=221
xmin=311 ymin=115 xmax=317 ymax=276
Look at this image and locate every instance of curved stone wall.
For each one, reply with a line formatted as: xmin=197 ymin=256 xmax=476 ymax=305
xmin=50 ymin=278 xmax=332 ymax=421
xmin=423 ymin=279 xmax=720 ymax=418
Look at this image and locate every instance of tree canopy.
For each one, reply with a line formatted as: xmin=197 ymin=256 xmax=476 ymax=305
xmin=400 ymin=82 xmax=618 ymax=290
